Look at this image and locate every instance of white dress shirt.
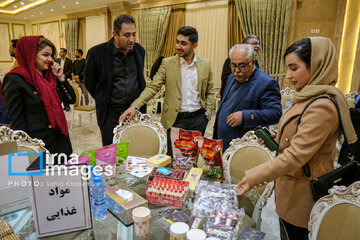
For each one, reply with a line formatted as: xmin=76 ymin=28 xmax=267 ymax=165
xmin=179 ymin=55 xmax=202 ymax=112
xmin=60 ymin=58 xmax=65 ymax=69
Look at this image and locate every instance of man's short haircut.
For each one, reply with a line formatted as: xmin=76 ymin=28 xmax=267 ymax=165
xmin=113 ymin=15 xmax=136 ymax=35
xmin=76 ymin=49 xmax=83 ymax=56
xmin=229 ymin=44 xmax=255 ymax=61
xmin=177 ymin=26 xmax=198 ymax=43
xmin=242 ymin=35 xmax=260 ymax=44
xmin=60 ymin=48 xmax=67 ymax=53
xmin=11 ymin=39 xmax=18 ymax=48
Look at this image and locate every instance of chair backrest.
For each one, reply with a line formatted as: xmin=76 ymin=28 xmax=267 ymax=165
xmin=113 ymin=111 xmax=167 ymax=157
xmin=0 ymin=126 xmax=51 ymax=163
xmin=280 ymin=87 xmax=295 ymax=110
xmin=308 ymin=181 xmax=360 ymax=240
xmin=223 ymin=131 xmax=275 ymax=216
xmin=69 ymin=81 xmax=81 ymax=108
xmin=223 ymin=131 xmax=275 ymax=184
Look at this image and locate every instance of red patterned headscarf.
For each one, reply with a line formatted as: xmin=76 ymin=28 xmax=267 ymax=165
xmin=1 ymin=36 xmax=69 ymax=135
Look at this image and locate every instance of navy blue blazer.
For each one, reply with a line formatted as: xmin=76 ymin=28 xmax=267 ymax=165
xmin=213 ymin=67 xmax=282 ymax=150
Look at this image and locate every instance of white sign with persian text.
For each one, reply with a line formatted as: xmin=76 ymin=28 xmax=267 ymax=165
xmin=29 ymin=165 xmax=92 ymax=238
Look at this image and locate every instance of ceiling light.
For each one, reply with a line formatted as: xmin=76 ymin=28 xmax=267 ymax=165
xmin=13 ymin=5 xmax=17 ymax=8
xmin=20 ymin=2 xmax=24 ymax=5
xmin=0 ymin=0 xmax=18 ymax=8
xmin=31 ymin=14 xmax=34 ymax=17
xmin=40 ymin=11 xmax=43 ymax=14
xmin=0 ymin=0 xmax=53 ymax=15
xmin=75 ymin=1 xmax=79 ymax=4
xmin=23 ymin=17 xmax=26 ymax=19
xmin=62 ymin=5 xmax=66 ymax=8
xmin=50 ymin=9 xmax=53 ymax=11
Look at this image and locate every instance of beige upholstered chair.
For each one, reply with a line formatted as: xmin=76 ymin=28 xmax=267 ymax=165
xmin=223 ymin=131 xmax=276 ymax=229
xmin=0 ymin=126 xmax=51 ymax=163
xmin=113 ymin=111 xmax=167 ymax=157
xmin=308 ymin=181 xmax=360 ymax=240
xmin=0 ymin=126 xmax=51 ymax=214
xmin=344 ymin=91 xmax=358 ymax=108
xmin=280 ymin=87 xmax=295 ymax=110
xmin=69 ymin=81 xmax=96 ymax=130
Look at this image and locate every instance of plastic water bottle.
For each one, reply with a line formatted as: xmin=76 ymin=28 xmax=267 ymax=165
xmin=285 ymin=98 xmax=292 ymax=110
xmin=92 ymin=176 xmax=107 ymax=220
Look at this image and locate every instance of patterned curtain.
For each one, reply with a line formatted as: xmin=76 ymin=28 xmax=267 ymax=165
xmin=138 ymin=6 xmax=171 ymax=76
xmin=234 ymin=0 xmax=292 ymax=86
xmin=64 ymin=19 xmax=78 ymax=60
xmin=228 ymin=0 xmax=244 ymax=51
xmin=160 ymin=5 xmax=185 ymax=58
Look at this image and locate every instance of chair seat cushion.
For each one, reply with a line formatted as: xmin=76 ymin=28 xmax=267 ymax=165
xmin=74 ymin=105 xmax=96 ymax=111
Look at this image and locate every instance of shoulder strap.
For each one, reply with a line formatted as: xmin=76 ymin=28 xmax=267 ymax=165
xmin=297 ymin=96 xmax=337 ymax=178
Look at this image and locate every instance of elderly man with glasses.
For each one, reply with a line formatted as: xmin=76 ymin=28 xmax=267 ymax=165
xmin=213 ymin=44 xmax=282 ymax=150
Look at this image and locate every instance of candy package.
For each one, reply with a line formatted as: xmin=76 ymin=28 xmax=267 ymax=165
xmin=170 ymin=127 xmax=202 ymax=169
xmin=95 ymin=142 xmax=129 ymax=186
xmin=192 ymin=181 xmax=239 ymax=218
xmin=196 ymin=137 xmax=225 ymax=181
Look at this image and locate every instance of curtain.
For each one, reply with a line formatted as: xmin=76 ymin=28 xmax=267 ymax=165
xmin=85 ymin=15 xmax=106 ymax=54
xmin=64 ymin=19 xmax=78 ymax=61
xmin=160 ymin=6 xmax=185 ymax=58
xmin=138 ymin=6 xmax=171 ymax=76
xmin=228 ymin=0 xmax=244 ymax=51
xmin=235 ymin=0 xmax=292 ymax=86
xmin=186 ymin=0 xmax=228 ymax=88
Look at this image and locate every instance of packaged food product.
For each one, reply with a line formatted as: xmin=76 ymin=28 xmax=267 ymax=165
xmin=196 ymin=137 xmax=224 ymax=181
xmin=170 ymin=128 xmax=202 ymax=169
xmin=146 ymin=154 xmax=171 ymax=167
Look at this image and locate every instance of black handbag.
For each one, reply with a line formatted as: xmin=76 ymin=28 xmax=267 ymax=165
xmin=297 ymin=96 xmax=360 ymax=201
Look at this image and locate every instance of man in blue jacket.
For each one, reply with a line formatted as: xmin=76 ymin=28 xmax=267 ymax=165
xmin=214 ymin=44 xmax=282 ymax=150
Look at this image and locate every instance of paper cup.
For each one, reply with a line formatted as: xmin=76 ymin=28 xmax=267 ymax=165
xmin=132 ymin=207 xmax=151 ymax=238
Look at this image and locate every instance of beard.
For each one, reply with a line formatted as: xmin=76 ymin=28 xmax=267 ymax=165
xmin=10 ymin=53 xmax=15 ymax=58
xmin=75 ymin=56 xmax=79 ymax=59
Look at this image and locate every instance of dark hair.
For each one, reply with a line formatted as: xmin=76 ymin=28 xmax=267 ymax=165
xmin=113 ymin=15 xmax=136 ymax=35
xmin=76 ymin=49 xmax=83 ymax=56
xmin=37 ymin=37 xmax=57 ymax=59
xmin=284 ymin=38 xmax=311 ymax=68
xmin=242 ymin=35 xmax=259 ymax=44
xmin=60 ymin=48 xmax=67 ymax=54
xmin=177 ymin=26 xmax=198 ymax=43
xmin=11 ymin=39 xmax=18 ymax=48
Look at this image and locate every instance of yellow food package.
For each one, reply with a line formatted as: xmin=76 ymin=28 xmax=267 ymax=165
xmin=184 ymin=167 xmax=203 ymax=197
xmin=146 ymin=154 xmax=171 ymax=168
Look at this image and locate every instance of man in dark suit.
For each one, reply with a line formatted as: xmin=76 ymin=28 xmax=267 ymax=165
xmin=55 ymin=48 xmax=72 ymax=111
xmin=214 ymin=44 xmax=282 ymax=150
xmin=85 ymin=15 xmax=146 ymax=146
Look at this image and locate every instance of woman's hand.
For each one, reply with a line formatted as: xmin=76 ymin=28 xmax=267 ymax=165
xmin=234 ymin=176 xmax=251 ymax=195
xmin=50 ymin=61 xmax=65 ymax=81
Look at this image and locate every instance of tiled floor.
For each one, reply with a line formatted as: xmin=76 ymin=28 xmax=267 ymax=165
xmin=65 ymin=110 xmax=216 ymax=155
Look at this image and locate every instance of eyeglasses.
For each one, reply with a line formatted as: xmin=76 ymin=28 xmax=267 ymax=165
xmin=230 ymin=60 xmax=252 ymax=71
xmin=249 ymin=41 xmax=260 ymax=46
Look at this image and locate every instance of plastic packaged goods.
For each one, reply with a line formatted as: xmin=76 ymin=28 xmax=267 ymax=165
xmin=170 ymin=222 xmax=189 ymax=240
xmin=92 ymin=176 xmax=107 ymax=220
xmin=171 ymin=128 xmax=202 ymax=169
xmin=196 ymin=137 xmax=224 ymax=180
xmin=285 ymin=98 xmax=292 ymax=110
xmin=192 ymin=181 xmax=239 ymax=218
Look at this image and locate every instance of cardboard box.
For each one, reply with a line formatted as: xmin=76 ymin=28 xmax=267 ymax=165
xmin=106 ymin=185 xmax=148 ymax=226
xmin=146 ymin=154 xmax=171 ymax=168
xmin=184 ymin=167 xmax=203 ymax=197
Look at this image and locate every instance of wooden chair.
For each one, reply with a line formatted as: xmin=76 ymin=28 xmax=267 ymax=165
xmin=223 ymin=131 xmax=276 ymax=229
xmin=69 ymin=81 xmax=96 ymax=131
xmin=308 ymin=181 xmax=360 ymax=240
xmin=113 ymin=111 xmax=167 ymax=157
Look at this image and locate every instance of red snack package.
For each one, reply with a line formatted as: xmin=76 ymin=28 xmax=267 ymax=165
xmin=170 ymin=127 xmax=202 ymax=169
xmin=196 ymin=137 xmax=225 ymax=181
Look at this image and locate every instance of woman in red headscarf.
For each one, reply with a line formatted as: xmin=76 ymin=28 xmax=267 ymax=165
xmin=1 ymin=36 xmax=75 ymax=161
